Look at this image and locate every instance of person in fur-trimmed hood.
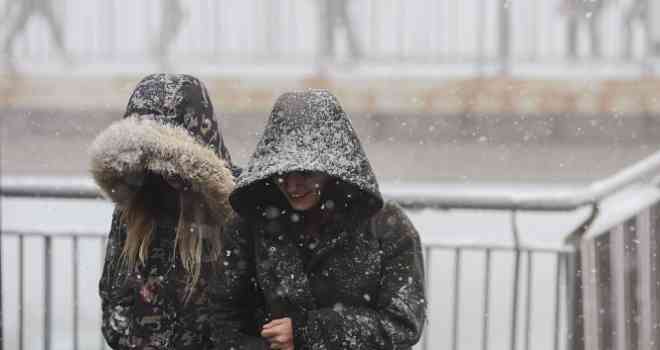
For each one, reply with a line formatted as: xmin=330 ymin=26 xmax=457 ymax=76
xmin=230 ymin=89 xmax=427 ymax=350
xmin=92 ymin=74 xmax=263 ymax=349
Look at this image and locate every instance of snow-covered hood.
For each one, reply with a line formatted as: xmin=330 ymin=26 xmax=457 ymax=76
xmin=230 ymin=89 xmax=383 ymax=219
xmin=121 ymin=73 xmax=233 ymax=166
xmin=89 ymin=74 xmax=235 ymax=225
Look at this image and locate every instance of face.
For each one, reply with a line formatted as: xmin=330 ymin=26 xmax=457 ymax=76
xmin=163 ymin=173 xmax=190 ymax=192
xmin=160 ymin=174 xmax=189 ymax=210
xmin=276 ymin=172 xmax=329 ymax=211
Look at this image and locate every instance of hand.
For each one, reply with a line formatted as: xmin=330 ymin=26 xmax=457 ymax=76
xmin=261 ymin=318 xmax=294 ymax=350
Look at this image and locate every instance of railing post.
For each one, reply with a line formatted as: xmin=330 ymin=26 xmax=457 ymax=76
xmin=100 ymin=238 xmax=108 ymax=350
xmin=451 ymin=248 xmax=462 ymax=350
xmin=0 ymin=131 xmax=4 ymax=350
xmin=73 ymin=236 xmax=79 ymax=350
xmin=564 ymin=204 xmax=599 ymax=350
xmin=510 ymin=211 xmax=521 ymax=350
xmin=553 ymin=253 xmax=563 ymax=350
xmin=637 ymin=207 xmax=656 ymax=349
xmin=524 ymin=252 xmax=534 ymax=350
xmin=620 ymin=218 xmax=640 ymax=350
xmin=580 ymin=235 xmax=604 ymax=350
xmin=0 ymin=216 xmax=3 ymax=350
xmin=18 ymin=237 xmax=24 ymax=350
xmin=44 ymin=237 xmax=52 ymax=350
xmin=423 ymin=246 xmax=431 ymax=350
xmin=482 ymin=249 xmax=492 ymax=350
xmin=651 ymin=204 xmax=660 ymax=348
xmin=566 ymin=248 xmax=584 ymax=350
xmin=498 ymin=0 xmax=511 ymax=74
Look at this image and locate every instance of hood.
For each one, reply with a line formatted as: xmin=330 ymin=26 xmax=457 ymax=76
xmin=122 ymin=73 xmax=233 ymax=166
xmin=89 ymin=74 xmax=234 ymax=225
xmin=230 ymin=89 xmax=383 ymax=219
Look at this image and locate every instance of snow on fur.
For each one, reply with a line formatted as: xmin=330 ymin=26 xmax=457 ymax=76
xmin=89 ymin=116 xmax=234 ymax=224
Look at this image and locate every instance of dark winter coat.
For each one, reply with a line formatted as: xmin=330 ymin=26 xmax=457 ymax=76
xmin=230 ymin=90 xmax=427 ymax=350
xmin=91 ymin=74 xmax=262 ymax=349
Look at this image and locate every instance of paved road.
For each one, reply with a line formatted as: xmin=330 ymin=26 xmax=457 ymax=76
xmin=3 ymin=108 xmax=659 ymax=182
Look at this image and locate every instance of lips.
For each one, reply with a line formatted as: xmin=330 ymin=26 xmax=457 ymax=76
xmin=289 ymin=191 xmax=312 ymax=200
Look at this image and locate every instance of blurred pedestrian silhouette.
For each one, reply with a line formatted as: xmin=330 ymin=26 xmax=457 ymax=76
xmin=623 ymin=0 xmax=660 ymax=59
xmin=560 ymin=0 xmax=608 ymax=59
xmin=152 ymin=0 xmax=184 ymax=70
xmin=623 ymin=0 xmax=649 ymax=59
xmin=2 ymin=0 xmax=69 ymax=66
xmin=319 ymin=0 xmax=362 ymax=63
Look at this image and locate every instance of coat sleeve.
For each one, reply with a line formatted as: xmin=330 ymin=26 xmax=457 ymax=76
xmin=291 ymin=201 xmax=427 ymax=349
xmin=99 ymin=208 xmax=139 ymax=349
xmin=208 ymin=220 xmax=269 ymax=350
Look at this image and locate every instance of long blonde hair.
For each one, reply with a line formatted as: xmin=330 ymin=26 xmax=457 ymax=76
xmin=119 ymin=176 xmax=223 ymax=303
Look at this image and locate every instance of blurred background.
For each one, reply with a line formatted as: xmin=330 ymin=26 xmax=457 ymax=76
xmin=2 ymin=0 xmax=660 ymax=181
xmin=3 ymin=0 xmax=660 ymax=349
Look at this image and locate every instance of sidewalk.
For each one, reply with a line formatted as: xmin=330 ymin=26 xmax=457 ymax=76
xmin=3 ymin=60 xmax=660 ymax=115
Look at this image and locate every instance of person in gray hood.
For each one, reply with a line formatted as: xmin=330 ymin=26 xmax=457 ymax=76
xmin=229 ymin=90 xmax=426 ymax=350
xmin=91 ymin=74 xmax=261 ymax=349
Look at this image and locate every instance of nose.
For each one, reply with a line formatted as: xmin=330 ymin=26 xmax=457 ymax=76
xmin=284 ymin=173 xmax=306 ymax=193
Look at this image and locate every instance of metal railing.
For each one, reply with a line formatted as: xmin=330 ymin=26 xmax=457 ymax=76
xmin=2 ymin=230 xmax=108 ymax=350
xmin=4 ymin=149 xmax=660 ymax=349
xmin=577 ymin=186 xmax=660 ymax=349
xmin=3 ymin=0 xmax=660 ymax=74
xmin=7 ymin=146 xmax=660 ymax=206
xmin=420 ymin=240 xmax=572 ymax=350
xmin=1 ymin=222 xmax=572 ymax=350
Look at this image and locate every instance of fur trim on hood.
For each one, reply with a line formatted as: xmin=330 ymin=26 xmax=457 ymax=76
xmin=90 ymin=116 xmax=234 ymax=225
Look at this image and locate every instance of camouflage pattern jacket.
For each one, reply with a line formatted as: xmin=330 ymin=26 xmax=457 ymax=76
xmin=92 ymin=74 xmax=264 ymax=349
xmin=99 ymin=211 xmax=264 ymax=350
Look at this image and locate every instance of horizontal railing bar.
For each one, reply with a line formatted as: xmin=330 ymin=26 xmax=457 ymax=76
xmin=2 ymin=229 xmax=573 ymax=253
xmin=4 ymin=148 xmax=660 ymax=210
xmin=0 ymin=182 xmax=102 ymax=199
xmin=387 ymin=147 xmax=660 ymax=211
xmin=421 ymin=241 xmax=574 ymax=253
xmin=385 ymin=187 xmax=582 ymax=211
xmin=2 ymin=231 xmax=107 ymax=238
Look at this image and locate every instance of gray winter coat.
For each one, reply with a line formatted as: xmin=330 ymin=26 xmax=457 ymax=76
xmin=91 ymin=74 xmax=262 ymax=349
xmin=230 ymin=90 xmax=426 ymax=350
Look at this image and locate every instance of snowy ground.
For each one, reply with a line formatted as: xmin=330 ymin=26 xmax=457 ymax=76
xmin=1 ymin=180 xmax=592 ymax=350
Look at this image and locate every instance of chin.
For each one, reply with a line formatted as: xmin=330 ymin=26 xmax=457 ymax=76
xmin=289 ymin=198 xmax=318 ymax=211
xmin=291 ymin=203 xmax=314 ymax=211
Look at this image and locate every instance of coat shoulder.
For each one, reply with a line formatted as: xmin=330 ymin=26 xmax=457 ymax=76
xmin=220 ymin=214 xmax=255 ymax=255
xmin=368 ymin=200 xmax=420 ymax=245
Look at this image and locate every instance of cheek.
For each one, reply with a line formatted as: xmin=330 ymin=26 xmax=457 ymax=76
xmin=291 ymin=193 xmax=321 ymax=210
xmin=306 ymin=191 xmax=323 ymax=206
